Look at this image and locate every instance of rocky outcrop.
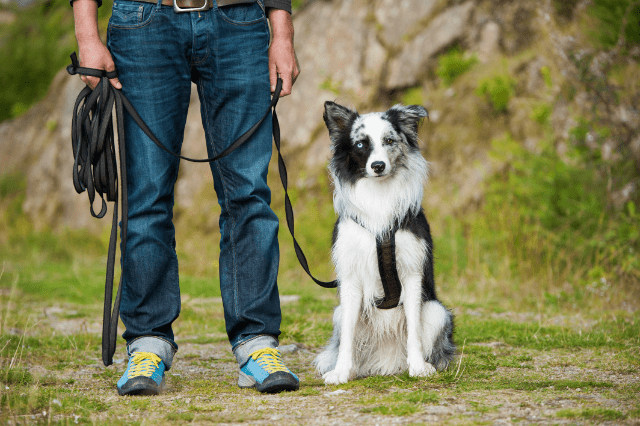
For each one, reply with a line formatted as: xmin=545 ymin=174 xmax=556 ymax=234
xmin=386 ymin=1 xmax=474 ymax=89
xmin=1 ymin=0 xmax=489 ymax=232
xmin=1 ymin=0 xmax=639 ymax=232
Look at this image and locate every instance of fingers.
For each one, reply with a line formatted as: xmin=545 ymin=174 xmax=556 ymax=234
xmin=269 ymin=61 xmax=278 ymax=94
xmin=77 ymin=40 xmax=122 ymax=90
xmin=81 ymin=75 xmax=100 ymax=90
xmin=107 ymin=66 xmax=122 ymax=90
xmin=109 ymin=77 xmax=123 ymax=90
xmin=268 ymin=42 xmax=300 ymax=97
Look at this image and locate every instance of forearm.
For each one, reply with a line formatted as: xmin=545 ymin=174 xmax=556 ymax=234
xmin=73 ymin=0 xmax=101 ymax=43
xmin=268 ymin=8 xmax=294 ymax=42
xmin=71 ymin=0 xmax=121 ymax=89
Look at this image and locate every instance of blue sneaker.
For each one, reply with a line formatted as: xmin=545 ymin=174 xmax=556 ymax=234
xmin=117 ymin=352 xmax=166 ymax=396
xmin=239 ymin=348 xmax=299 ymax=393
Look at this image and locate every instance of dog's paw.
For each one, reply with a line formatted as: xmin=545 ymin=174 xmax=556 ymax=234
xmin=323 ymin=368 xmax=351 ymax=385
xmin=409 ymin=361 xmax=436 ymax=377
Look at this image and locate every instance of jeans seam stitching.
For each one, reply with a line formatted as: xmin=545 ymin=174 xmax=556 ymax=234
xmin=199 ymin=77 xmax=240 ymax=320
xmin=109 ymin=6 xmax=157 ymax=29
xmin=191 ymin=24 xmax=209 ymax=66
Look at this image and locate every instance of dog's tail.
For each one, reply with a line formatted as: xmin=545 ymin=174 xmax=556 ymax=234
xmin=423 ymin=300 xmax=456 ymax=371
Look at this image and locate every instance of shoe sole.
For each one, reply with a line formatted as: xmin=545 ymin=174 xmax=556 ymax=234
xmin=250 ymin=371 xmax=300 ymax=394
xmin=256 ymin=380 xmax=299 ymax=393
xmin=117 ymin=377 xmax=164 ymax=396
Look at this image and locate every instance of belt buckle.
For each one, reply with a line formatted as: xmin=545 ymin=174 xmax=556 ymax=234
xmin=173 ymin=0 xmax=208 ymax=13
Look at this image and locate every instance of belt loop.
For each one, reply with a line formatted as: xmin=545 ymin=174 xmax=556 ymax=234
xmin=211 ymin=0 xmax=218 ymax=11
xmin=155 ymin=0 xmax=162 ymax=9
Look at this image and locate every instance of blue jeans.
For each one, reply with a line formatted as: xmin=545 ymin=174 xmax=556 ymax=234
xmin=107 ymin=0 xmax=281 ymax=368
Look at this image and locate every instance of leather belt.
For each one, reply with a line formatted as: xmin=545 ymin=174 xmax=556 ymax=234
xmin=124 ymin=0 xmax=255 ymax=12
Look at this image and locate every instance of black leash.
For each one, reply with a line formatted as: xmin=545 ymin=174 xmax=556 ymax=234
xmin=67 ymin=53 xmax=336 ymax=367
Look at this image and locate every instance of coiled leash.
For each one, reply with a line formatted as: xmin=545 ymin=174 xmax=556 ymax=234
xmin=66 ymin=52 xmax=337 ymax=367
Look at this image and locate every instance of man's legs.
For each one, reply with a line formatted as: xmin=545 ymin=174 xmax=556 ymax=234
xmin=194 ymin=1 xmax=297 ymax=392
xmin=107 ymin=0 xmax=194 ymax=393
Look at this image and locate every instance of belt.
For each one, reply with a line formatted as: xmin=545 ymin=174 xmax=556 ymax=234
xmin=126 ymin=0 xmax=256 ymax=12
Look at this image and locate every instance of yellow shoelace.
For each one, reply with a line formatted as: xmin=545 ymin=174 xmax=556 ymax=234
xmin=127 ymin=352 xmax=162 ymax=378
xmin=250 ymin=348 xmax=289 ymax=374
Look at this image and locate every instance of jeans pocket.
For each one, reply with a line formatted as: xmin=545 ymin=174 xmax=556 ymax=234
xmin=110 ymin=1 xmax=157 ymax=28
xmin=217 ymin=1 xmax=265 ymax=26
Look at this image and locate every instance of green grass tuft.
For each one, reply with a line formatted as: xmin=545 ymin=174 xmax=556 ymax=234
xmin=557 ymin=407 xmax=627 ymax=421
xmin=476 ymin=74 xmax=515 ymax=113
xmin=437 ymin=47 xmax=477 ymax=87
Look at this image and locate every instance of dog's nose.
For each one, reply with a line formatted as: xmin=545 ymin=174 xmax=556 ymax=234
xmin=371 ymin=161 xmax=386 ymax=174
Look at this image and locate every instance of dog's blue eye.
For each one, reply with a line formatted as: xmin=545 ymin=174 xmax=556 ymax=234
xmin=356 ymin=142 xmax=364 ymax=149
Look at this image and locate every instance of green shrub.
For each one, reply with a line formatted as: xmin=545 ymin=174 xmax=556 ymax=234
xmin=401 ymin=86 xmax=424 ymax=106
xmin=476 ymin=75 xmax=515 ymax=113
xmin=436 ymin=47 xmax=477 ymax=86
xmin=0 ymin=0 xmax=113 ymax=123
xmin=531 ymin=103 xmax=552 ymax=125
xmin=540 ymin=66 xmax=552 ymax=88
xmin=479 ymin=133 xmax=640 ymax=290
xmin=588 ymin=0 xmax=640 ymax=48
xmin=0 ymin=0 xmax=75 ymax=122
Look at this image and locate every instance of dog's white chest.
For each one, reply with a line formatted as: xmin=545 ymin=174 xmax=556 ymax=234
xmin=332 ymin=218 xmax=428 ymax=305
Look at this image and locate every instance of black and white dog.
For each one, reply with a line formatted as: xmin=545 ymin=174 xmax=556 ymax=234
xmin=314 ymin=101 xmax=456 ymax=385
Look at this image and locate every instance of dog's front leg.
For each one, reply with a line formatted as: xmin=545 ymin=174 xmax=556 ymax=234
xmin=404 ymin=275 xmax=436 ymax=377
xmin=322 ymin=281 xmax=362 ymax=385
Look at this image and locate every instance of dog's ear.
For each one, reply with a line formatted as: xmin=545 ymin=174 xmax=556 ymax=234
xmin=323 ymin=101 xmax=358 ymax=137
xmin=384 ymin=104 xmax=428 ymax=136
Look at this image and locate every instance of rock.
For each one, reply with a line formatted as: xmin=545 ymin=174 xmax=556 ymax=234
xmin=0 ymin=69 xmax=111 ymax=233
xmin=630 ymin=135 xmax=640 ymax=165
xmin=374 ymin=0 xmax=439 ymax=48
xmin=0 ymin=10 xmax=16 ymax=24
xmin=386 ymin=1 xmax=474 ymax=89
xmin=362 ymin=31 xmax=387 ymax=85
xmin=324 ymin=389 xmax=349 ymax=396
xmin=278 ymin=344 xmax=299 ymax=354
xmin=281 ymin=0 xmax=376 ymax=148
xmin=477 ymin=21 xmax=501 ymax=62
xmin=611 ymin=182 xmax=637 ymax=211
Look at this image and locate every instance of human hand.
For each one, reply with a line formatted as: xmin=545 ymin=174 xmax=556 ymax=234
xmin=72 ymin=0 xmax=121 ymax=90
xmin=78 ymin=39 xmax=122 ymax=90
xmin=268 ymin=9 xmax=300 ymax=97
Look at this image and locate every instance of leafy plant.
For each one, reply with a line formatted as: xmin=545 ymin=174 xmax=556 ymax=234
xmin=531 ymin=102 xmax=552 ymax=125
xmin=480 ymin=133 xmax=640 ymax=294
xmin=436 ymin=47 xmax=477 ymax=86
xmin=587 ymin=0 xmax=640 ymax=48
xmin=0 ymin=0 xmax=113 ymax=123
xmin=476 ymin=74 xmax=515 ymax=113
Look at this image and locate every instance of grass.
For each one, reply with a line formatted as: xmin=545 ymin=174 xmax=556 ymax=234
xmin=0 ymin=260 xmax=638 ymax=424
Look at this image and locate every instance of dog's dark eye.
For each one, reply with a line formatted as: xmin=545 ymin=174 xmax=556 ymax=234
xmin=383 ymin=137 xmax=395 ymax=145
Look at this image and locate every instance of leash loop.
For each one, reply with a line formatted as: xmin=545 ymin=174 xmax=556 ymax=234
xmin=68 ymin=53 xmax=336 ymax=366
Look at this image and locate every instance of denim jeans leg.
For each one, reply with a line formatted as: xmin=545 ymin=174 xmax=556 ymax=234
xmin=194 ymin=2 xmax=282 ymax=351
xmin=107 ymin=1 xmax=193 ymax=350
